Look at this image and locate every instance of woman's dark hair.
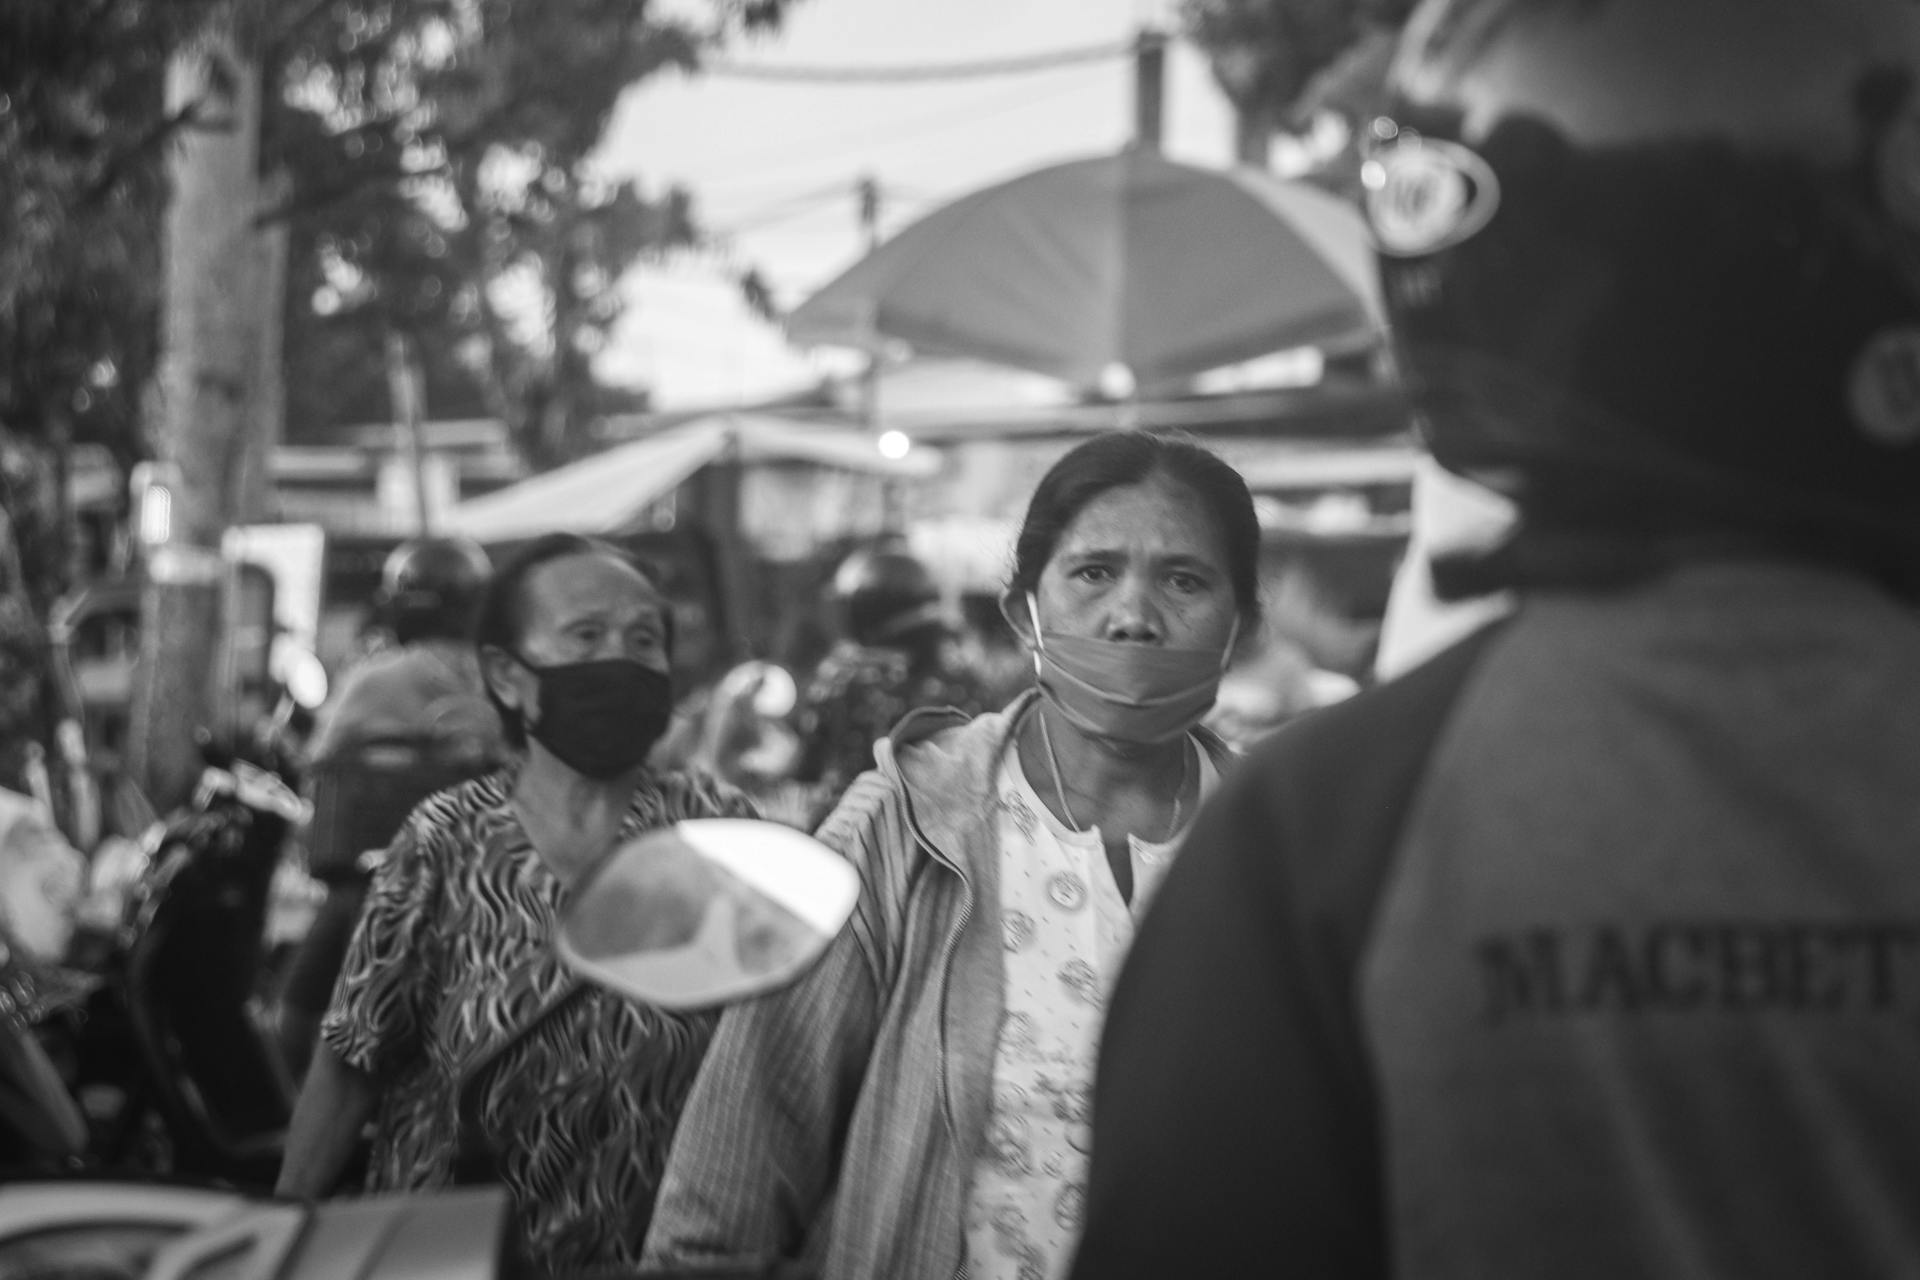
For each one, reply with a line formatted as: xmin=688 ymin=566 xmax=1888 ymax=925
xmin=1010 ymin=431 xmax=1263 ymax=631
xmin=473 ymin=532 xmax=667 ymax=748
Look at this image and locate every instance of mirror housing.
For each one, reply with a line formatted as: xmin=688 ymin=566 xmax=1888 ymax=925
xmin=558 ymin=819 xmax=858 ymax=1011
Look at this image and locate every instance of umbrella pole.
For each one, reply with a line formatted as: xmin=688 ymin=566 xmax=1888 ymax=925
xmin=716 ymin=429 xmax=756 ymax=664
xmin=1112 ymin=363 xmax=1140 ymax=431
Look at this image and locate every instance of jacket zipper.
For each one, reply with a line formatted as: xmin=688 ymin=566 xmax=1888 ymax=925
xmin=913 ymin=798 xmax=972 ymax=1142
xmin=904 ymin=794 xmax=977 ymax=1280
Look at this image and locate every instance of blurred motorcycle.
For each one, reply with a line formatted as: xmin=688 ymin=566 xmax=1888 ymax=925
xmin=0 ymin=949 xmax=92 ymax=1176
xmin=0 ymin=817 xmax=856 ymax=1279
xmin=0 ymin=787 xmax=92 ymax=1176
xmin=62 ymin=725 xmax=313 ymax=1189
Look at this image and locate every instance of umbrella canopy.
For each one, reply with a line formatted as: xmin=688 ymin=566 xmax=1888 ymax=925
xmin=788 ymin=148 xmax=1381 ymax=390
xmin=441 ymin=413 xmax=939 ymax=544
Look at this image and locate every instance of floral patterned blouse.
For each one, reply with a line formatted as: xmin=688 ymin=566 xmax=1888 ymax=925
xmin=964 ymin=741 xmax=1219 ymax=1280
xmin=320 ymin=766 xmax=756 ymax=1273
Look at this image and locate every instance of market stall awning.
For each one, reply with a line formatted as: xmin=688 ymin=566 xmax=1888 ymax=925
xmin=442 ymin=413 xmax=939 ymax=544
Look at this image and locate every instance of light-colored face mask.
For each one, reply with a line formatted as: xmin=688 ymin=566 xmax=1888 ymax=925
xmin=1026 ymin=593 xmax=1238 ymax=744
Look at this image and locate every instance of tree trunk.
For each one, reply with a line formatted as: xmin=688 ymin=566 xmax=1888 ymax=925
xmin=248 ymin=166 xmax=290 ymax=522
xmin=384 ymin=328 xmax=433 ymax=534
xmin=540 ymin=211 xmax=588 ymax=465
xmin=129 ymin=27 xmax=269 ymax=813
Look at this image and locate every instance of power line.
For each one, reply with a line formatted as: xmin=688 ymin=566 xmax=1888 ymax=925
xmin=704 ymin=39 xmax=1137 ymax=84
xmin=713 ymin=178 xmax=932 ymax=238
xmin=689 ymin=67 xmax=1112 ymax=193
xmin=714 ymin=179 xmax=857 ymax=233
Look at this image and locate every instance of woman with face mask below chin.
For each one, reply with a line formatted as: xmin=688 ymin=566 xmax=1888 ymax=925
xmin=643 ymin=431 xmax=1261 ymax=1280
xmin=277 ymin=533 xmax=757 ymax=1275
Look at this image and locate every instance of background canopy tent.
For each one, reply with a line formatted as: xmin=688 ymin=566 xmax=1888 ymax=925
xmin=442 ymin=413 xmax=939 ymax=545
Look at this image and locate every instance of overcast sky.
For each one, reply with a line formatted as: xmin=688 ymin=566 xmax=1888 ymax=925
xmin=590 ymin=0 xmax=1240 ymax=407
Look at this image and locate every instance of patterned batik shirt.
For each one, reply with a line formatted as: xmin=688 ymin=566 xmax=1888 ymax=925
xmin=320 ymin=767 xmax=756 ymax=1273
xmin=963 ymin=742 xmax=1219 ymax=1280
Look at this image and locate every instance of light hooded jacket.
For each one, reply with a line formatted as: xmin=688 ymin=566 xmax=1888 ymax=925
xmin=642 ymin=690 xmax=1231 ymax=1279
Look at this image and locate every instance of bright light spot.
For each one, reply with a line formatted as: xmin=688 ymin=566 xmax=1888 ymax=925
xmin=877 ymin=430 xmax=911 ymax=460
xmin=1097 ymin=363 xmax=1136 ymax=400
xmin=276 ymin=641 xmax=331 ymax=710
xmin=139 ymin=486 xmax=172 ymax=546
xmin=752 ymin=665 xmax=798 ymax=719
xmin=1192 ymin=346 xmax=1325 ymax=395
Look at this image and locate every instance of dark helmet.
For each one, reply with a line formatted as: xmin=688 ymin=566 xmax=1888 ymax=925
xmin=377 ymin=536 xmax=492 ymax=643
xmin=1365 ymin=0 xmax=1920 ymax=570
xmin=831 ymin=545 xmax=946 ymax=647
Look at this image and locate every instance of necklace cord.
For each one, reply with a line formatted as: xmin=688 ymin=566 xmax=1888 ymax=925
xmin=1035 ymin=709 xmax=1190 ymax=843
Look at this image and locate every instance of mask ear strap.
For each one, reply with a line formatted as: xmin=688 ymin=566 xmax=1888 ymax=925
xmin=1026 ymin=592 xmax=1047 ymax=679
xmin=1220 ymin=614 xmax=1241 ymax=672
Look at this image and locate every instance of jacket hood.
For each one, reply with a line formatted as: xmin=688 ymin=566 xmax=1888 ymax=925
xmin=872 ymin=689 xmax=1235 ymax=872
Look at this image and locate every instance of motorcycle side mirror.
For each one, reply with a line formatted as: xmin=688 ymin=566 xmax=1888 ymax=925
xmin=276 ymin=643 xmax=330 ymax=712
xmin=556 ymin=819 xmax=859 ymax=1011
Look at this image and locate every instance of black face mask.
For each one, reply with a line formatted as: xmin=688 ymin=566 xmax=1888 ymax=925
xmin=518 ymin=656 xmax=673 ymax=780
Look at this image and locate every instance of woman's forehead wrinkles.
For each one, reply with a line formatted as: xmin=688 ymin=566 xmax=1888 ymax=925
xmin=525 ymin=587 xmax=665 ymax=649
xmin=1053 ymin=515 xmax=1226 ymax=569
xmin=1053 ymin=480 xmax=1226 ymax=559
xmin=551 ymin=594 xmax=666 ymax=628
xmin=532 ymin=555 xmax=660 ymax=612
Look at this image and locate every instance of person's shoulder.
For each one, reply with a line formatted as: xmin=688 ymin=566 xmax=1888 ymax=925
xmin=332 ymin=644 xmax=456 ymax=702
xmin=638 ymin=766 xmax=756 ymax=820
xmin=393 ymin=640 xmax=485 ymax=688
xmin=1222 ymin=622 xmax=1506 ymax=833
xmin=406 ymin=770 xmax=513 ymax=840
xmin=884 ymin=697 xmax=1018 ymax=797
xmin=330 ymin=646 xmax=414 ymax=694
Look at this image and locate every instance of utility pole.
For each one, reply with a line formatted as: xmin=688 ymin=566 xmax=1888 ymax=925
xmin=857 ymin=173 xmax=883 ymax=433
xmin=385 ymin=328 xmax=433 ymax=535
xmin=1133 ymin=28 xmax=1168 ymax=152
xmin=856 ymin=174 xmax=909 ymax=532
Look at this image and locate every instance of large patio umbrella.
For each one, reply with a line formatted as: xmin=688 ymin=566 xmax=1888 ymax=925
xmin=787 ymin=148 xmax=1382 ymax=390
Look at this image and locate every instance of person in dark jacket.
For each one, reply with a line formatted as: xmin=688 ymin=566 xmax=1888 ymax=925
xmin=790 ymin=543 xmax=992 ymax=821
xmin=275 ymin=536 xmax=506 ymax=1081
xmin=1072 ymin=3 xmax=1920 ymax=1277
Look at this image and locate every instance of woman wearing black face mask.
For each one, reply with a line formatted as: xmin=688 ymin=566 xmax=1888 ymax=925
xmin=278 ymin=533 xmax=757 ymax=1275
xmin=644 ymin=432 xmax=1262 ymax=1280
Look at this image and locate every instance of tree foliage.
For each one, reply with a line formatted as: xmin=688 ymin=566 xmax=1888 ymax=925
xmin=1179 ymin=0 xmax=1416 ymax=131
xmin=271 ymin=0 xmax=788 ymax=462
xmin=3 ymin=0 xmax=796 ymax=810
xmin=0 ymin=0 xmax=795 ymax=483
xmin=0 ymin=2 xmax=231 ymax=468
